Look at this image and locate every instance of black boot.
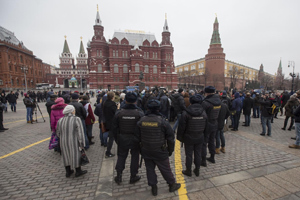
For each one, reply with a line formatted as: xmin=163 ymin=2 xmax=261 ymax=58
xmin=129 ymin=175 xmax=141 ymax=184
xmin=169 ymin=183 xmax=181 ymax=192
xmin=193 ymin=168 xmax=200 ymax=177
xmin=114 ymin=172 xmax=122 ymax=185
xmin=151 ymin=185 xmax=158 ymax=196
xmin=65 ymin=166 xmax=74 ymax=177
xmin=88 ymin=137 xmax=95 ymax=145
xmin=75 ymin=167 xmax=87 ymax=177
xmin=182 ymin=169 xmax=192 ymax=177
xmin=206 ymin=155 xmax=215 ymax=164
xmin=200 ymin=157 xmax=207 ymax=167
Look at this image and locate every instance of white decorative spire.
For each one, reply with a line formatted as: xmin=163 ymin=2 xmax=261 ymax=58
xmin=163 ymin=13 xmax=169 ymax=32
xmin=95 ymin=4 xmax=102 ymax=25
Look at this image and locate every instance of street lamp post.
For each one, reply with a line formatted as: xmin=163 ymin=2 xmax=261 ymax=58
xmin=288 ymin=61 xmax=296 ymax=93
xmin=21 ymin=66 xmax=28 ymax=92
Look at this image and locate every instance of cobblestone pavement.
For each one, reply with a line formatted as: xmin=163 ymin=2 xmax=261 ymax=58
xmin=1 ymin=99 xmax=300 ymax=200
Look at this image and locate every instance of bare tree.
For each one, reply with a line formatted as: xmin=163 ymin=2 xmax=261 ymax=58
xmin=227 ymin=66 xmax=242 ymax=89
xmin=261 ymin=75 xmax=273 ymax=90
xmin=274 ymin=73 xmax=285 ymax=90
xmin=241 ymin=70 xmax=250 ymax=89
xmin=202 ymin=67 xmax=210 ymax=87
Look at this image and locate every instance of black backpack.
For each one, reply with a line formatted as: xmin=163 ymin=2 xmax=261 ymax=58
xmin=267 ymin=101 xmax=280 ymax=115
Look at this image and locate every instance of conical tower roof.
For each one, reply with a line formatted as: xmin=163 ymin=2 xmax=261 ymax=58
xmin=95 ymin=4 xmax=102 ymax=25
xmin=278 ymin=59 xmax=282 ymax=69
xmin=63 ymin=36 xmax=70 ymax=53
xmin=210 ymin=16 xmax=221 ymax=45
xmin=79 ymin=38 xmax=85 ymax=54
xmin=163 ymin=13 xmax=169 ymax=32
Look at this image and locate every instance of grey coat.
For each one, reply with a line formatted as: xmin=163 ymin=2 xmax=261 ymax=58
xmin=56 ymin=114 xmax=85 ymax=169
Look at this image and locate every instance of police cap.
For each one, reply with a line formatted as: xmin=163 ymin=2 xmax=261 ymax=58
xmin=147 ymin=99 xmax=160 ymax=110
xmin=125 ymin=92 xmax=138 ymax=103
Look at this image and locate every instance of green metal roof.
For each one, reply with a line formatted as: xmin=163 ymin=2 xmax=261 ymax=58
xmin=63 ymin=39 xmax=70 ymax=53
xmin=210 ymin=17 xmax=221 ymax=45
xmin=278 ymin=59 xmax=282 ymax=69
xmin=79 ymin=40 xmax=85 ymax=54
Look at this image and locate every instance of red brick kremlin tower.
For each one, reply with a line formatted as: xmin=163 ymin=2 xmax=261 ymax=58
xmin=205 ymin=16 xmax=226 ymax=90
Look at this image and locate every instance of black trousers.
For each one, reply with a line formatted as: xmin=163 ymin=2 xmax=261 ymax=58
xmin=144 ymin=158 xmax=175 ymax=186
xmin=284 ymin=116 xmax=294 ymax=129
xmin=184 ymin=141 xmax=203 ymax=170
xmin=115 ymin=145 xmax=139 ymax=176
xmin=106 ymin=131 xmax=114 ymax=155
xmin=202 ymin=128 xmax=217 ymax=157
xmin=0 ymin=111 xmax=3 ymax=129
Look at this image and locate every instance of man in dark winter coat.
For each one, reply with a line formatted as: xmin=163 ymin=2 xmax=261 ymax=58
xmin=112 ymin=92 xmax=144 ymax=185
xmin=215 ymin=99 xmax=230 ymax=154
xmin=253 ymin=93 xmax=260 ymax=118
xmin=201 ymin=86 xmax=221 ymax=166
xmin=69 ymin=93 xmax=89 ymax=149
xmin=0 ymin=96 xmax=8 ymax=132
xmin=231 ymin=92 xmax=243 ymax=131
xmin=289 ymin=97 xmax=300 ymax=149
xmin=259 ymin=93 xmax=276 ymax=136
xmin=171 ymin=88 xmax=186 ymax=131
xmin=137 ymin=99 xmax=181 ymax=196
xmin=159 ymin=91 xmax=170 ymax=119
xmin=177 ymin=94 xmax=207 ymax=177
xmin=103 ymin=91 xmax=118 ymax=158
xmin=281 ymin=91 xmax=290 ymax=116
xmin=6 ymin=91 xmax=17 ymax=112
xmin=242 ymin=93 xmax=254 ymax=126
xmin=45 ymin=94 xmax=57 ymax=130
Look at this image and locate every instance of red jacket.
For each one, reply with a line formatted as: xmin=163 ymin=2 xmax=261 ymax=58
xmin=83 ymin=102 xmax=95 ymax=125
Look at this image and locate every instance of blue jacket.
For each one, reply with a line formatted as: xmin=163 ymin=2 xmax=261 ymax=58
xmin=232 ymin=93 xmax=243 ymax=112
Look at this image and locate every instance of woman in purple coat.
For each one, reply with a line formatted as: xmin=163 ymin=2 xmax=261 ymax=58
xmin=51 ymin=97 xmax=68 ymax=133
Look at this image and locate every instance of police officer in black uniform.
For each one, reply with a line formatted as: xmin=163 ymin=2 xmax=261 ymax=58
xmin=177 ymin=94 xmax=207 ymax=177
xmin=112 ymin=92 xmax=144 ymax=185
xmin=137 ymin=99 xmax=181 ymax=196
xmin=201 ymin=86 xmax=221 ymax=166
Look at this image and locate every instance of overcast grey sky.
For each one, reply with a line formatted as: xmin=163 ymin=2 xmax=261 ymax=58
xmin=1 ymin=0 xmax=299 ymax=76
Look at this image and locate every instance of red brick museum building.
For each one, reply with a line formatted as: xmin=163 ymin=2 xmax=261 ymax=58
xmin=87 ymin=8 xmax=178 ymax=90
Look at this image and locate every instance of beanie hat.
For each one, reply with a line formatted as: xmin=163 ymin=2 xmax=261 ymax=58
xmin=71 ymin=93 xmax=79 ymax=99
xmin=178 ymin=88 xmax=184 ymax=93
xmin=204 ymin=86 xmax=215 ymax=93
xmin=24 ymin=93 xmax=27 ymax=96
xmin=63 ymin=105 xmax=75 ymax=115
xmin=125 ymin=92 xmax=138 ymax=103
xmin=55 ymin=97 xmax=65 ymax=104
xmin=189 ymin=94 xmax=204 ymax=104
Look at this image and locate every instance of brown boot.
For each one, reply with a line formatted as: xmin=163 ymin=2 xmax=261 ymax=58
xmin=27 ymin=121 xmax=31 ymax=123
xmin=289 ymin=144 xmax=300 ymax=149
xmin=215 ymin=148 xmax=220 ymax=154
xmin=220 ymin=147 xmax=226 ymax=153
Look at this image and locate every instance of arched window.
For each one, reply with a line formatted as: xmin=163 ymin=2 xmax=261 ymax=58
xmin=135 ymin=63 xmax=139 ymax=73
xmin=0 ymin=79 xmax=3 ymax=85
xmin=144 ymin=65 xmax=149 ymax=73
xmin=167 ymin=66 xmax=171 ymax=73
xmin=123 ymin=64 xmax=128 ymax=73
xmin=153 ymin=65 xmax=157 ymax=74
xmin=97 ymin=64 xmax=102 ymax=73
xmin=17 ymin=79 xmax=19 ymax=85
xmin=114 ymin=64 xmax=119 ymax=73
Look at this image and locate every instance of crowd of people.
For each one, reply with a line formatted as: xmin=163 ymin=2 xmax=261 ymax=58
xmin=1 ymin=86 xmax=300 ymax=197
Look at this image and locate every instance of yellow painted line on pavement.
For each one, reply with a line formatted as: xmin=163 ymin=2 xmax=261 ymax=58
xmin=174 ymin=139 xmax=189 ymax=200
xmin=0 ymin=137 xmax=50 ymax=160
xmin=4 ymin=116 xmax=44 ymax=125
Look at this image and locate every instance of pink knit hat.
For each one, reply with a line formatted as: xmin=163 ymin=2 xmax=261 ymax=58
xmin=55 ymin=97 xmax=65 ymax=104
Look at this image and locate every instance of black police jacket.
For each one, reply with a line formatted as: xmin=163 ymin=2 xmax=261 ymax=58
xmin=202 ymin=94 xmax=221 ymax=124
xmin=111 ymin=104 xmax=144 ymax=149
xmin=177 ymin=104 xmax=207 ymax=144
xmin=137 ymin=112 xmax=174 ymax=160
